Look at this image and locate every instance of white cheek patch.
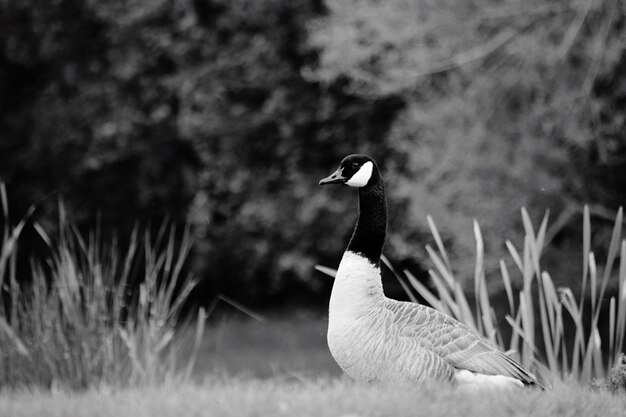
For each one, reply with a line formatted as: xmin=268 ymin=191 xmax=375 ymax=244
xmin=346 ymin=161 xmax=373 ymax=187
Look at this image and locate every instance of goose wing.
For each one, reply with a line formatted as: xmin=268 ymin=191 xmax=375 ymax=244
xmin=385 ymin=300 xmax=538 ymax=385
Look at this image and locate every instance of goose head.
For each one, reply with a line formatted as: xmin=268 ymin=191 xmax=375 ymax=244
xmin=319 ymin=154 xmax=387 ymax=265
xmin=319 ymin=154 xmax=381 ymax=188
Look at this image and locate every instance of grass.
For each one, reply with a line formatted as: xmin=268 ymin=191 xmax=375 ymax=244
xmin=2 ymin=315 xmax=626 ymax=416
xmin=411 ymin=207 xmax=626 ymax=386
xmin=1 ymin=377 xmax=626 ymax=417
xmin=2 ymin=181 xmax=626 ymax=416
xmin=195 ymin=313 xmax=339 ymax=379
xmin=0 ymin=183 xmax=204 ymax=389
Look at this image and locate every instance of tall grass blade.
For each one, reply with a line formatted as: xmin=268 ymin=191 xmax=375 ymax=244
xmin=602 ymin=207 xmax=623 ymax=287
xmin=537 ymin=274 xmax=556 ymax=373
xmin=215 ymin=295 xmax=266 ymax=323
xmin=499 ymin=260 xmax=515 ymax=314
xmin=592 ymin=207 xmax=623 ymax=328
xmin=616 ymin=241 xmax=626 ymax=363
xmin=427 ymin=215 xmax=453 ymax=272
xmin=504 ymin=312 xmax=542 ymax=363
xmin=507 ymin=310 xmax=522 ymax=356
xmin=522 ymin=235 xmax=534 ymax=291
xmin=521 ymin=207 xmax=543 ymax=277
xmin=184 ymin=307 xmax=207 ymax=381
xmin=594 ymin=337 xmax=604 ymax=380
xmin=473 ymin=221 xmax=486 ymax=334
xmin=33 ymin=221 xmax=52 ymax=247
xmin=505 ymin=240 xmax=523 ymax=273
xmin=542 ymin=272 xmax=564 ymax=372
xmin=430 ymin=271 xmax=459 ymax=318
xmin=521 ymin=207 xmax=537 ymax=244
xmin=518 ymin=290 xmax=534 ymax=368
xmin=0 ymin=316 xmax=29 ymax=356
xmin=489 ymin=307 xmax=502 ymax=347
xmin=561 ymin=336 xmax=570 ymax=377
xmin=114 ymin=225 xmax=139 ymax=324
xmin=554 ymin=303 xmax=567 ymax=377
xmin=581 ymin=205 xmax=590 ymax=310
xmin=0 ymin=206 xmax=36 ymax=313
xmin=453 ymin=281 xmax=476 ymax=331
xmin=540 ymin=272 xmax=558 ymax=339
xmin=609 ymin=296 xmax=615 ymax=370
xmin=520 ymin=237 xmax=535 ymax=366
xmin=0 ymin=182 xmax=8 ymax=224
xmin=589 ymin=252 xmax=597 ymax=317
xmin=536 ymin=211 xmax=550 ymax=256
xmin=560 ymin=288 xmax=585 ymax=380
xmin=410 ymin=270 xmax=450 ymax=315
xmin=314 ymin=265 xmax=337 ymax=278
xmin=425 ymin=245 xmax=456 ymax=289
xmin=382 ymin=255 xmax=419 ymax=303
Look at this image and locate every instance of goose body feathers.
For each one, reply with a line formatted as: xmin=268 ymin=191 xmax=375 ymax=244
xmin=320 ymin=154 xmax=541 ymax=389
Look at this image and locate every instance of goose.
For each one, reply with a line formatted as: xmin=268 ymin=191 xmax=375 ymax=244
xmin=319 ymin=154 xmax=542 ymax=389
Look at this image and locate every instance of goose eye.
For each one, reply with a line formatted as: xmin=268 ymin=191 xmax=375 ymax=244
xmin=352 ymin=162 xmax=359 ymax=169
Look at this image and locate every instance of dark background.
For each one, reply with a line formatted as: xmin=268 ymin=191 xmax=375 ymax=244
xmin=1 ymin=0 xmax=625 ymax=311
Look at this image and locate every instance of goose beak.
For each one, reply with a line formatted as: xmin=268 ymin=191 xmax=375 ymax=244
xmin=319 ymin=169 xmax=347 ymax=185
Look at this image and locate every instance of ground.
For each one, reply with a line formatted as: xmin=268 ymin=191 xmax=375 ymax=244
xmin=195 ymin=311 xmax=340 ymax=379
xmin=1 ymin=313 xmax=626 ymax=417
xmin=2 ymin=377 xmax=626 ymax=417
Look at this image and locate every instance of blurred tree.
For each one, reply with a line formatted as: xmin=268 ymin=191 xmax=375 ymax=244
xmin=0 ymin=0 xmax=200 ymax=232
xmin=9 ymin=0 xmax=623 ymax=308
xmin=171 ymin=0 xmax=404 ymax=305
xmin=308 ymin=0 xmax=626 ymax=290
xmin=0 ymin=0 xmax=406 ymax=307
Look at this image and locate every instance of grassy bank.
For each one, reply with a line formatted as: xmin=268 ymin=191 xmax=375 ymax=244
xmin=4 ymin=316 xmax=623 ymax=417
xmin=196 ymin=313 xmax=339 ymax=379
xmin=2 ymin=377 xmax=626 ymax=417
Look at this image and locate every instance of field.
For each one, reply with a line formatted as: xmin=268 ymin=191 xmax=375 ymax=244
xmin=2 ymin=377 xmax=626 ymax=417
xmin=195 ymin=312 xmax=340 ymax=379
xmin=2 ymin=314 xmax=626 ymax=417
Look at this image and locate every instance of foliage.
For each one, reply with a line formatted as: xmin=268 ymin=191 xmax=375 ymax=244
xmin=3 ymin=377 xmax=626 ymax=417
xmin=1 ymin=0 xmax=625 ymax=307
xmin=0 ymin=0 xmax=404 ymax=306
xmin=0 ymin=184 xmax=204 ymax=389
xmin=0 ymin=0 xmax=200 ymax=231
xmin=309 ymin=0 xmax=626 ymax=287
xmin=412 ymin=207 xmax=626 ymax=385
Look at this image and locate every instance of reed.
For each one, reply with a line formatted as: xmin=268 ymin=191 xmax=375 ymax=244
xmin=0 ymin=184 xmax=204 ymax=390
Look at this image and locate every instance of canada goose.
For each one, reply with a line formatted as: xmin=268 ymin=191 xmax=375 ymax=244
xmin=319 ymin=154 xmax=542 ymax=389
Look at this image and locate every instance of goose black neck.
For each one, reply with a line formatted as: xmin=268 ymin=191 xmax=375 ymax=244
xmin=347 ymin=181 xmax=387 ymax=266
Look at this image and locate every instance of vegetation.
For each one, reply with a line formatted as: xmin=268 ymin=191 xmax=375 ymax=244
xmin=1 ymin=0 xmax=624 ymax=306
xmin=1 ymin=0 xmax=625 ymax=406
xmin=2 ymin=378 xmax=626 ymax=417
xmin=0 ymin=0 xmax=401 ymax=307
xmin=0 ymin=184 xmax=204 ymax=389
xmin=411 ymin=207 xmax=626 ymax=386
xmin=309 ymin=0 xmax=626 ymax=289
xmin=198 ymin=313 xmax=336 ymax=379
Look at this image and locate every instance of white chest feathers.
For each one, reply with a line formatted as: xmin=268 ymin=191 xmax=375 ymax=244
xmin=327 ymin=251 xmax=387 ymax=381
xmin=327 ymin=252 xmax=447 ymax=384
xmin=328 ymin=251 xmax=383 ymax=313
xmin=326 ymin=251 xmax=533 ymax=388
